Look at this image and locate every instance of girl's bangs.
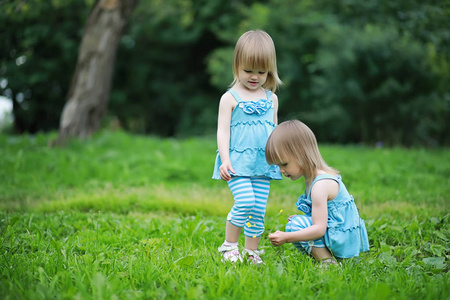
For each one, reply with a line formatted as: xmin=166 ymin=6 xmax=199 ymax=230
xmin=239 ymin=48 xmax=271 ymax=71
xmin=265 ymin=136 xmax=287 ymax=165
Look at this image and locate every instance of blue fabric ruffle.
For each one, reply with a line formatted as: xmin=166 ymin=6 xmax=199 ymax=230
xmin=239 ymin=99 xmax=273 ymax=116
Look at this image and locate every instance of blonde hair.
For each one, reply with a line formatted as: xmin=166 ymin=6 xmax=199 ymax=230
xmin=231 ymin=30 xmax=282 ymax=92
xmin=266 ymin=120 xmax=338 ymax=182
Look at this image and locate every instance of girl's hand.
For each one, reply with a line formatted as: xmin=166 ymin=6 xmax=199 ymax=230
xmin=268 ymin=230 xmax=287 ymax=247
xmin=219 ymin=161 xmax=235 ymax=181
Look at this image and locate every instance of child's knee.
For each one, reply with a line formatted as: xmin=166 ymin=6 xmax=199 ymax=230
xmin=232 ymin=199 xmax=256 ymax=215
xmin=286 ymin=215 xmax=311 ymax=232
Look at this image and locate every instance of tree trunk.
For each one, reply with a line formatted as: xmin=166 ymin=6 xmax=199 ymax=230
xmin=52 ymin=0 xmax=137 ymax=146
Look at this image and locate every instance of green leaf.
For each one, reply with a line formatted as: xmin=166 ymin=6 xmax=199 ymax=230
xmin=379 ymin=252 xmax=397 ymax=266
xmin=422 ymin=257 xmax=446 ymax=270
xmin=429 ymin=244 xmax=447 ymax=257
xmin=175 ymin=255 xmax=195 ymax=267
xmin=434 ymin=231 xmax=449 ymax=242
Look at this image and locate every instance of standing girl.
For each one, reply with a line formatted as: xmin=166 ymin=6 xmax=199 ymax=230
xmin=212 ymin=30 xmax=282 ymax=264
xmin=266 ymin=120 xmax=369 ymax=265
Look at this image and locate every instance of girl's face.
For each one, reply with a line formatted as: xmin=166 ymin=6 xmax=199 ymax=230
xmin=238 ymin=67 xmax=268 ymax=91
xmin=276 ymin=156 xmax=304 ymax=181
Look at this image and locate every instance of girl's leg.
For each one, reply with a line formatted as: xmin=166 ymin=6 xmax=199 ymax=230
xmin=225 ymin=220 xmax=242 ymax=243
xmin=244 ymin=236 xmax=261 ymax=251
xmin=244 ymin=177 xmax=271 ymax=250
xmin=225 ymin=177 xmax=255 ymax=243
xmin=219 ymin=177 xmax=255 ymax=263
xmin=311 ymin=247 xmax=333 ymax=260
xmin=286 ymin=215 xmax=330 ymax=258
xmin=312 ymin=247 xmax=338 ymax=269
xmin=220 ymin=221 xmax=243 ymax=263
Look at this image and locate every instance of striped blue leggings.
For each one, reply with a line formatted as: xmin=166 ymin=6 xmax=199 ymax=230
xmin=285 ymin=215 xmax=326 ymax=254
xmin=227 ymin=176 xmax=271 ymax=238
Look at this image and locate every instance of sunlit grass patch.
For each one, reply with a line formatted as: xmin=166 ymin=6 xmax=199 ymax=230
xmin=29 ymin=184 xmax=231 ymax=217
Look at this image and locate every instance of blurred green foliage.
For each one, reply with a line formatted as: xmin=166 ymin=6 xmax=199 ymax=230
xmin=1 ymin=0 xmax=449 ymax=146
xmin=0 ymin=0 xmax=92 ymax=132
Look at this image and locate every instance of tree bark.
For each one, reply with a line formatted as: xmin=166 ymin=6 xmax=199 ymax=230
xmin=52 ymin=0 xmax=137 ymax=146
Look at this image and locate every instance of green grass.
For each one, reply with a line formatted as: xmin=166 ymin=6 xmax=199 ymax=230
xmin=1 ymin=130 xmax=449 ymax=299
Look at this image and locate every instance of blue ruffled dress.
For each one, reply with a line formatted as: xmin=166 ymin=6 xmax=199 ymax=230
xmin=212 ymin=89 xmax=282 ymax=180
xmin=294 ymin=174 xmax=370 ymax=258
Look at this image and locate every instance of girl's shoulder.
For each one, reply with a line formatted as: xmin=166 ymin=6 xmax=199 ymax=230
xmin=218 ymin=91 xmax=238 ymax=113
xmin=309 ymin=174 xmax=340 ymax=201
xmin=271 ymin=92 xmax=278 ymax=104
xmin=220 ymin=91 xmax=238 ymax=103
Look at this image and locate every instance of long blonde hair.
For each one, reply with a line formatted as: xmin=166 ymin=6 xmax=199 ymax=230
xmin=266 ymin=120 xmax=338 ymax=183
xmin=231 ymin=30 xmax=282 ymax=92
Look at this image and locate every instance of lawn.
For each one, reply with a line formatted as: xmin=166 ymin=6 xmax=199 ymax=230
xmin=1 ymin=131 xmax=449 ymax=299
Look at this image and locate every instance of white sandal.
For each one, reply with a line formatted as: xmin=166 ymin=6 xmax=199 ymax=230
xmin=218 ymin=245 xmax=243 ymax=263
xmin=317 ymin=257 xmax=339 ymax=270
xmin=243 ymin=249 xmax=265 ymax=265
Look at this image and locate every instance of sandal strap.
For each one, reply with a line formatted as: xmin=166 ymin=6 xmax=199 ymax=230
xmin=218 ymin=245 xmax=238 ymax=253
xmin=244 ymin=249 xmax=265 ymax=256
xmin=319 ymin=257 xmax=338 ymax=264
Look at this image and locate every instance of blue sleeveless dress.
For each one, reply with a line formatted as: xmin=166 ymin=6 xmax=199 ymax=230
xmin=212 ymin=89 xmax=282 ymax=180
xmin=293 ymin=174 xmax=370 ymax=258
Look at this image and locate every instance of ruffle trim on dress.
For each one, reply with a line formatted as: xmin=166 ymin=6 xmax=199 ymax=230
xmin=230 ymin=119 xmax=275 ymax=127
xmin=229 ymin=147 xmax=267 ymax=153
xmin=326 ymin=196 xmax=357 ymax=209
xmin=328 ymin=223 xmax=365 ymax=232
